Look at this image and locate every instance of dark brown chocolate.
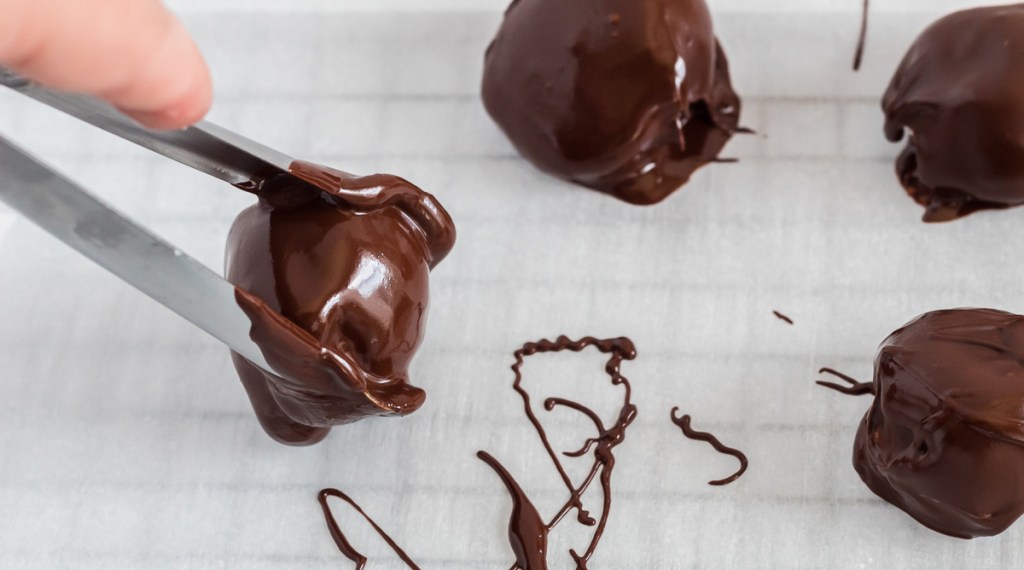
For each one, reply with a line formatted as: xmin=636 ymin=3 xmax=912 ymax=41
xmin=853 ymin=0 xmax=869 ymax=71
xmin=833 ymin=309 xmax=1024 ymax=538
xmin=670 ymin=408 xmax=748 ymax=486
xmin=226 ymin=162 xmax=456 ymax=445
xmin=882 ymin=5 xmax=1024 ymax=222
xmin=772 ymin=310 xmax=794 ymax=325
xmin=312 ymin=336 xmax=637 ymax=568
xmin=816 ymin=367 xmax=874 ymax=396
xmin=482 ymin=0 xmax=742 ymax=205
xmin=318 ymin=488 xmax=420 ymax=569
xmin=477 ymin=451 xmax=549 ymax=570
xmin=480 ymin=336 xmax=638 ymax=569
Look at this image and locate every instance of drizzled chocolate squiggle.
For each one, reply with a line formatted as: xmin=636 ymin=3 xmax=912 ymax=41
xmin=317 ymin=489 xmax=420 ymax=569
xmin=815 ymin=367 xmax=874 ymax=396
xmin=772 ymin=311 xmax=794 ymax=325
xmin=481 ymin=335 xmax=638 ymax=570
xmin=670 ymin=408 xmax=748 ymax=486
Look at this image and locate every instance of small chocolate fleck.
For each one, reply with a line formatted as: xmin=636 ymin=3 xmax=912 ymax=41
xmin=853 ymin=0 xmax=869 ymax=70
xmin=772 ymin=311 xmax=794 ymax=325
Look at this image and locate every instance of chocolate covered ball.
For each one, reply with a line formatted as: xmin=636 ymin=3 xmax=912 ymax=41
xmin=482 ymin=0 xmax=742 ymax=205
xmin=226 ymin=162 xmax=456 ymax=445
xmin=882 ymin=5 xmax=1024 ymax=222
xmin=854 ymin=309 xmax=1024 ymax=538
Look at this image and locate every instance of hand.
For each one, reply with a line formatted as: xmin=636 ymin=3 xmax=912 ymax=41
xmin=0 ymin=0 xmax=212 ymax=129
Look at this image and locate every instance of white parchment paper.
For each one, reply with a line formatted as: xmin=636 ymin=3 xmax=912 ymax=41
xmin=1 ymin=4 xmax=1022 ymax=569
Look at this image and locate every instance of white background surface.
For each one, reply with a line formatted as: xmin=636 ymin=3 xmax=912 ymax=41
xmin=2 ymin=2 xmax=1024 ymax=569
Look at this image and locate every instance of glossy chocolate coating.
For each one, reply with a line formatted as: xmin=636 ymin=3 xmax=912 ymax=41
xmin=226 ymin=162 xmax=456 ymax=445
xmin=482 ymin=0 xmax=741 ymax=205
xmin=882 ymin=5 xmax=1024 ymax=222
xmin=854 ymin=309 xmax=1024 ymax=538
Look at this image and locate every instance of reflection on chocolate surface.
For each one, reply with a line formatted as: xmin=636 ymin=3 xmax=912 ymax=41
xmin=824 ymin=309 xmax=1024 ymax=538
xmin=670 ymin=408 xmax=748 ymax=486
xmin=882 ymin=5 xmax=1024 ymax=221
xmin=482 ymin=0 xmax=742 ymax=205
xmin=226 ymin=161 xmax=456 ymax=445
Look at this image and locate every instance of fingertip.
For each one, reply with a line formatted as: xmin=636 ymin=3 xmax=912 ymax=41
xmin=122 ymin=70 xmax=212 ymax=130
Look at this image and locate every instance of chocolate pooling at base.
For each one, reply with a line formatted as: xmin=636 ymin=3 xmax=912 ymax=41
xmin=826 ymin=309 xmax=1024 ymax=538
xmin=226 ymin=161 xmax=456 ymax=445
xmin=882 ymin=5 xmax=1024 ymax=222
xmin=670 ymin=408 xmax=748 ymax=486
xmin=482 ymin=0 xmax=742 ymax=205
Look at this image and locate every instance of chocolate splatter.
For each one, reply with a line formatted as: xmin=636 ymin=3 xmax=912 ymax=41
xmin=772 ymin=311 xmax=794 ymax=325
xmin=853 ymin=0 xmax=869 ymax=70
xmin=670 ymin=408 xmax=748 ymax=486
xmin=479 ymin=336 xmax=638 ymax=570
xmin=317 ymin=488 xmax=420 ymax=569
xmin=816 ymin=367 xmax=874 ymax=396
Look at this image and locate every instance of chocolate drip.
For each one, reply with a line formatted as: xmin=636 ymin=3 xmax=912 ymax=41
xmin=853 ymin=0 xmax=869 ymax=71
xmin=882 ymin=5 xmax=1024 ymax=221
xmin=670 ymin=408 xmax=748 ymax=486
xmin=226 ymin=161 xmax=456 ymax=445
xmin=477 ymin=451 xmax=549 ymax=570
xmin=772 ymin=311 xmax=794 ymax=325
xmin=482 ymin=0 xmax=742 ymax=205
xmin=480 ymin=336 xmax=638 ymax=570
xmin=816 ymin=367 xmax=874 ymax=396
xmin=317 ymin=488 xmax=420 ymax=569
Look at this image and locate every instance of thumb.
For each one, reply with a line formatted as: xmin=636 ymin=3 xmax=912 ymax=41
xmin=0 ymin=0 xmax=212 ymax=129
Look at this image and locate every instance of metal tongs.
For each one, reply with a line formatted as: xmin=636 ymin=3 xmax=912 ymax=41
xmin=0 ymin=68 xmax=317 ymax=374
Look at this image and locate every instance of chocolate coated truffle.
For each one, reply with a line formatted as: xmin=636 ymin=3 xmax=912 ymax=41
xmin=882 ymin=5 xmax=1024 ymax=222
xmin=482 ymin=0 xmax=742 ymax=205
xmin=854 ymin=309 xmax=1024 ymax=538
xmin=226 ymin=162 xmax=456 ymax=445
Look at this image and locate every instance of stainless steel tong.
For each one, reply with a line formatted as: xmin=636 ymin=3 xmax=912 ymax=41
xmin=0 ymin=68 xmax=314 ymax=374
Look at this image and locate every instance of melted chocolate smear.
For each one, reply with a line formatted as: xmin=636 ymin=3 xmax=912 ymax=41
xmin=816 ymin=367 xmax=874 ymax=396
xmin=853 ymin=0 xmax=869 ymax=71
xmin=772 ymin=311 xmax=794 ymax=325
xmin=480 ymin=335 xmax=638 ymax=570
xmin=477 ymin=451 xmax=549 ymax=570
xmin=670 ymin=408 xmax=748 ymax=486
xmin=317 ymin=488 xmax=420 ymax=569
